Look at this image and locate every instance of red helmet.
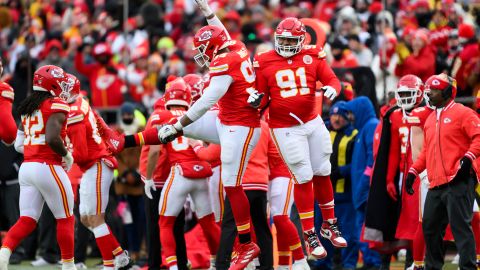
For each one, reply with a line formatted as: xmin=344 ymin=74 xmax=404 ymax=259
xmin=425 ymin=73 xmax=457 ymax=99
xmin=395 ymin=74 xmax=424 ymax=110
xmin=164 ymin=78 xmax=192 ymax=109
xmin=66 ymin=73 xmax=81 ymax=104
xmin=92 ymin=43 xmax=113 ymax=58
xmin=183 ymin=74 xmax=204 ymax=103
xmin=193 ymin=25 xmax=229 ymax=67
xmin=33 ymin=65 xmax=72 ymax=101
xmin=274 ymin=17 xmax=306 ymax=58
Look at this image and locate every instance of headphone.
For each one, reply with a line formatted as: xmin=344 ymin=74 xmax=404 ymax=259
xmin=441 ymin=75 xmax=454 ymax=100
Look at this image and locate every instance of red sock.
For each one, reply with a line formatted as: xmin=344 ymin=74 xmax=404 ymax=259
xmin=160 ymin=216 xmax=177 ymax=267
xmin=413 ymin=222 xmax=425 ymax=265
xmin=107 ymin=227 xmax=124 ymax=256
xmin=224 ymin=186 xmax=251 ymax=243
xmin=472 ymin=212 xmax=480 ymax=255
xmin=198 ymin=214 xmax=220 ymax=255
xmin=1 ymin=216 xmax=37 ymax=251
xmin=313 ymin=175 xmax=336 ymax=221
xmin=274 ymin=215 xmax=304 ymax=261
xmin=93 ymin=224 xmax=120 ymax=267
xmin=135 ymin=127 xmax=161 ymax=146
xmin=293 ymin=182 xmax=314 ymax=231
xmin=56 ymin=216 xmax=75 ymax=263
xmin=276 ymin=221 xmax=290 ymax=266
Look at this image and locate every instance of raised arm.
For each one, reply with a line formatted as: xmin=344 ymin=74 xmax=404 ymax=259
xmin=195 ymin=0 xmax=232 ymax=40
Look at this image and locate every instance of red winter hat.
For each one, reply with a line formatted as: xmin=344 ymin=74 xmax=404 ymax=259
xmin=425 ymin=73 xmax=457 ymax=98
xmin=458 ymin=24 xmax=475 ymax=40
xmin=369 ymin=1 xmax=383 ymax=14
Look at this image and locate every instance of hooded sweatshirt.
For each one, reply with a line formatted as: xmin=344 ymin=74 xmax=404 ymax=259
xmin=345 ymin=97 xmax=379 ymax=210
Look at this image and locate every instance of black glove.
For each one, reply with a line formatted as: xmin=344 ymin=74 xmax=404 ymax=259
xmin=405 ymin=173 xmax=416 ymax=195
xmin=105 ymin=65 xmax=118 ymax=74
xmin=457 ymin=156 xmax=472 ymax=179
xmin=247 ymin=90 xmax=264 ymax=108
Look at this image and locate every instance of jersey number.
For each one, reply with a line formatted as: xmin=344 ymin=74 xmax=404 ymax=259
xmin=22 ymin=110 xmax=45 ymax=145
xmin=87 ymin=110 xmax=102 ymax=144
xmin=399 ymin=126 xmax=409 ymax=154
xmin=171 ymin=137 xmax=189 ymax=151
xmin=276 ymin=67 xmax=309 ymax=98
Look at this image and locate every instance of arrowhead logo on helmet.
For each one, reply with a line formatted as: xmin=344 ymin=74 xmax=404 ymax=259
xmin=198 ymin=30 xmax=213 ymax=42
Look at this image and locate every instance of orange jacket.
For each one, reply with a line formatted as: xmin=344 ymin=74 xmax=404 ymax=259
xmin=410 ymin=101 xmax=480 ymax=188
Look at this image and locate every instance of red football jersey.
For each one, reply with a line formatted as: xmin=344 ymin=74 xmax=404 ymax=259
xmin=67 ymin=97 xmax=111 ymax=171
xmin=208 ymin=40 xmax=260 ymax=128
xmin=254 ymin=45 xmax=341 ymax=128
xmin=150 ymin=109 xmax=203 ymax=165
xmin=139 ymin=108 xmax=172 ymax=187
xmin=22 ymin=98 xmax=70 ymax=165
xmin=0 ymin=81 xmax=16 ymax=144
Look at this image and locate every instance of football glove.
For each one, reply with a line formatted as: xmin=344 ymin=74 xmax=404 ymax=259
xmin=405 ymin=173 xmax=416 ymax=195
xmin=62 ymin=152 xmax=74 ymax=172
xmin=194 ymin=0 xmax=214 ymax=17
xmin=457 ymin=156 xmax=472 ymax=179
xmin=247 ymin=90 xmax=264 ymax=108
xmin=143 ymin=179 xmax=157 ymax=199
xmin=158 ymin=124 xmax=180 ymax=144
xmin=321 ymin=86 xmax=337 ymax=100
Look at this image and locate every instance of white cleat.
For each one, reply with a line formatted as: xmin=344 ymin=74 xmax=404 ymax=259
xmin=293 ymin=258 xmax=310 ymax=270
xmin=114 ymin=251 xmax=133 ymax=270
xmin=0 ymin=259 xmax=8 ymax=270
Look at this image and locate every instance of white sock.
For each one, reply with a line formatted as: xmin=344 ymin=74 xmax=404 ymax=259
xmin=103 ymin=267 xmax=114 ymax=270
xmin=169 ymin=265 xmax=179 ymax=270
xmin=0 ymin=248 xmax=12 ymax=261
xmin=93 ymin=223 xmax=110 ymax=238
xmin=294 ymin=258 xmax=307 ymax=264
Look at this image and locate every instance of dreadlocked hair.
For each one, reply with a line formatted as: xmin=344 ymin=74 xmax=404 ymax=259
xmin=18 ymin=91 xmax=53 ymax=117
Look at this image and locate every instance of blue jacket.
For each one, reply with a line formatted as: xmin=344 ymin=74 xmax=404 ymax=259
xmin=345 ymin=97 xmax=379 ymax=210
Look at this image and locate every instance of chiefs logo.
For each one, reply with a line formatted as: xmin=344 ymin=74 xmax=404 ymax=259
xmin=193 ymin=165 xmax=204 ymax=171
xmin=50 ymin=68 xmax=64 ymax=78
xmin=432 ymin=79 xmax=441 ymax=86
xmin=444 ymin=118 xmax=451 ymax=124
xmin=303 ymin=55 xmax=312 ymax=64
xmin=198 ymin=30 xmax=213 ymax=42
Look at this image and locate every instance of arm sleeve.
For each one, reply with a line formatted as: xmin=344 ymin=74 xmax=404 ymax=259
xmin=194 ymin=143 xmax=221 ymax=162
xmin=206 ymin=16 xmax=232 ymax=40
xmin=67 ymin=122 xmax=89 ymax=165
xmin=386 ymin=123 xmax=400 ymax=186
xmin=0 ymin=102 xmax=17 ymax=145
xmin=462 ymin=109 xmax=480 ymax=161
xmin=317 ymin=59 xmax=341 ymax=94
xmin=185 ymin=75 xmax=233 ymax=121
xmin=14 ymin=130 xmax=24 ymax=153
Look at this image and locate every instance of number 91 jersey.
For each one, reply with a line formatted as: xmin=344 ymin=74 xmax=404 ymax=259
xmin=254 ymin=45 xmax=339 ymax=128
xmin=208 ymin=40 xmax=260 ymax=128
xmin=67 ymin=97 xmax=110 ymax=171
xmin=22 ymin=97 xmax=70 ymax=165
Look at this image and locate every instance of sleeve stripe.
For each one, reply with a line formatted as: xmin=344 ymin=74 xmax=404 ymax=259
xmin=209 ymin=64 xmax=229 ymax=73
xmin=409 ymin=168 xmax=419 ymax=177
xmin=1 ymin=91 xmax=14 ymax=100
xmin=466 ymin=151 xmax=476 ymax=160
xmin=51 ymin=103 xmax=71 ymax=112
xmin=151 ymin=115 xmax=160 ymax=121
xmin=67 ymin=115 xmax=84 ymax=125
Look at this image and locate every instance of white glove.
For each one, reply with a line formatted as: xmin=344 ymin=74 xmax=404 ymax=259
xmin=62 ymin=152 xmax=74 ymax=172
xmin=143 ymin=179 xmax=157 ymax=199
xmin=194 ymin=0 xmax=213 ymax=17
xmin=158 ymin=124 xmax=179 ymax=144
xmin=321 ymin=86 xmax=337 ymax=100
xmin=247 ymin=90 xmax=264 ymax=108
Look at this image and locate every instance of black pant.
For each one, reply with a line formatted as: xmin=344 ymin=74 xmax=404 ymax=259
xmin=144 ymin=188 xmax=188 ymax=270
xmin=423 ymin=176 xmax=476 ymax=270
xmin=0 ymin=183 xmax=26 ymax=259
xmin=216 ymin=190 xmax=273 ymax=270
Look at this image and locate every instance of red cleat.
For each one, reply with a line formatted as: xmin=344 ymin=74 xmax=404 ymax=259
xmin=228 ymin=242 xmax=260 ymax=270
xmin=303 ymin=229 xmax=327 ymax=259
xmin=93 ymin=110 xmax=125 ymax=154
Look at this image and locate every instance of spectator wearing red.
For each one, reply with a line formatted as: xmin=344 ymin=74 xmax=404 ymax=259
xmin=75 ymin=42 xmax=126 ymax=108
xmin=452 ymin=23 xmax=478 ymax=94
xmin=428 ymin=9 xmax=452 ymax=51
xmin=331 ymin=38 xmax=359 ymax=69
xmin=395 ymin=29 xmax=436 ymax=82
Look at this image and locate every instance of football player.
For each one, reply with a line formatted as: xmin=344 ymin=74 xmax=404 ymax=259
xmin=386 ymin=75 xmax=432 ymax=270
xmin=0 ymin=60 xmax=17 ymax=145
xmin=154 ymin=78 xmax=220 ymax=270
xmin=0 ymin=66 xmax=76 ymax=270
xmin=97 ymin=16 xmax=263 ymax=270
xmin=65 ymin=74 xmax=132 ymax=270
xmin=252 ymin=17 xmax=346 ymax=258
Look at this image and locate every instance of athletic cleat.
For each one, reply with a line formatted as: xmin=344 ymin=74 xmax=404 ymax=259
xmin=93 ymin=110 xmax=125 ymax=154
xmin=114 ymin=251 xmax=133 ymax=270
xmin=292 ymin=258 xmax=310 ymax=270
xmin=303 ymin=229 xmax=327 ymax=259
xmin=320 ymin=219 xmax=347 ymax=248
xmin=228 ymin=242 xmax=260 ymax=270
